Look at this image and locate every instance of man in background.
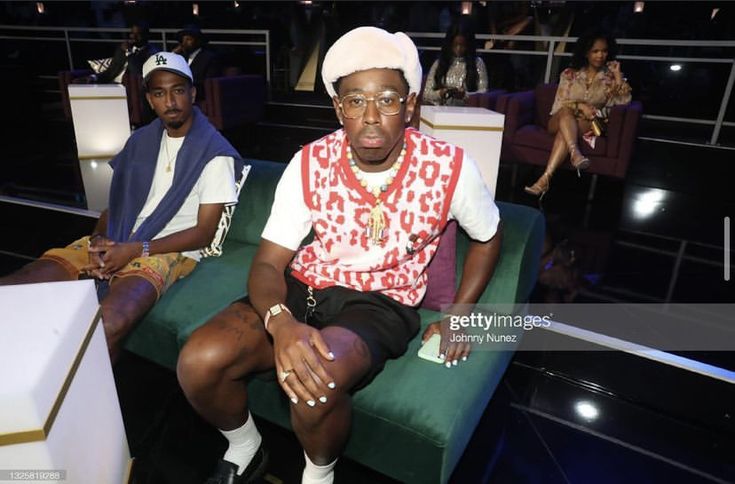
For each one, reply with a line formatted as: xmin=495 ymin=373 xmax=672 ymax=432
xmin=173 ymin=24 xmax=220 ymax=99
xmin=82 ymin=21 xmax=160 ymax=84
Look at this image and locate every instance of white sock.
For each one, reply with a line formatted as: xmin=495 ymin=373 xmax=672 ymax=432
xmin=302 ymin=450 xmax=337 ymax=484
xmin=220 ymin=412 xmax=262 ymax=476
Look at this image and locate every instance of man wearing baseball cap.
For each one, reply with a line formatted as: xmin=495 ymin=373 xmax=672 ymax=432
xmin=0 ymin=52 xmax=244 ymax=362
xmin=172 ymin=24 xmax=220 ymax=98
xmin=177 ymin=27 xmax=502 ymax=484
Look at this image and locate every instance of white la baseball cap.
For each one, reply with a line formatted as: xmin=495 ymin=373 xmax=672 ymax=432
xmin=142 ymin=52 xmax=193 ymax=84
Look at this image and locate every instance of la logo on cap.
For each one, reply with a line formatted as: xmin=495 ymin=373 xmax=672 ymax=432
xmin=155 ymin=54 xmax=168 ymax=66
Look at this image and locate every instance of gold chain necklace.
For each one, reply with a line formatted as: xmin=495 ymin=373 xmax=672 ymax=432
xmin=347 ymin=143 xmax=407 ymax=246
xmin=162 ymin=134 xmax=177 ymax=173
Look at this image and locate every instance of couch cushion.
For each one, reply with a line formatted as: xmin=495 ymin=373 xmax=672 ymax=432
xmin=514 ymin=125 xmax=554 ymax=151
xmin=534 ymin=83 xmax=557 ymax=128
xmin=421 ymin=220 xmax=457 ymax=312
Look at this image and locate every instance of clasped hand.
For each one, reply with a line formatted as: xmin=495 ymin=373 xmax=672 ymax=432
xmin=271 ymin=318 xmax=336 ymax=406
xmin=440 ymin=87 xmax=465 ymax=101
xmin=82 ymin=237 xmax=140 ymax=279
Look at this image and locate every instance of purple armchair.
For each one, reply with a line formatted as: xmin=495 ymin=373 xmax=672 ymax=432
xmin=202 ymin=75 xmax=266 ymax=131
xmin=466 ymin=89 xmax=507 ymax=111
xmin=58 ymin=69 xmax=93 ymax=119
xmin=498 ymin=83 xmax=642 ymax=180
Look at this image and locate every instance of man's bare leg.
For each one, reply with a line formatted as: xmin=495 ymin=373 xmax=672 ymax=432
xmin=177 ymin=302 xmax=275 ymax=476
xmin=178 ymin=302 xmax=275 ymax=428
xmin=101 ymin=275 xmax=158 ymax=362
xmin=0 ymin=259 xmax=74 ymax=285
xmin=290 ymin=326 xmax=372 ymax=483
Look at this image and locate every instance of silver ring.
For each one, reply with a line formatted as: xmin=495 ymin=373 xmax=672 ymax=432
xmin=279 ymin=369 xmax=293 ymax=383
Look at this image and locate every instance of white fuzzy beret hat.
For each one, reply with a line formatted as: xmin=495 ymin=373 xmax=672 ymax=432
xmin=321 ymin=26 xmax=422 ymax=98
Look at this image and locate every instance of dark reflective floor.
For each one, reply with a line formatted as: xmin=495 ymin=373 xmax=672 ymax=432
xmin=1 ymin=96 xmax=733 ymax=483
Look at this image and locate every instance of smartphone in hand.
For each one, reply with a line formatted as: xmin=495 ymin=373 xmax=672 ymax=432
xmin=418 ymin=333 xmax=445 ymax=364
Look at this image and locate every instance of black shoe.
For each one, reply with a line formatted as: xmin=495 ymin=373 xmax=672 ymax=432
xmin=204 ymin=445 xmax=268 ymax=484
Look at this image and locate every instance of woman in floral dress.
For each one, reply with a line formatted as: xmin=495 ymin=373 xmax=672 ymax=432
xmin=525 ymin=31 xmax=632 ymax=198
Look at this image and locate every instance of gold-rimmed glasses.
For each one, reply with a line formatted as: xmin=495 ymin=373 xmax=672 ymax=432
xmin=338 ymin=91 xmax=406 ymax=119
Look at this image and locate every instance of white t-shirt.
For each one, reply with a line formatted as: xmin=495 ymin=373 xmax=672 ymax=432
xmin=113 ymin=61 xmax=127 ymax=84
xmin=131 ymin=132 xmax=238 ymax=261
xmin=187 ymin=48 xmax=202 ymax=66
xmin=262 ymin=151 xmax=500 ymax=251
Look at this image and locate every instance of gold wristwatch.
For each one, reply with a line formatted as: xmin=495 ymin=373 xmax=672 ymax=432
xmin=264 ymin=303 xmax=291 ymax=330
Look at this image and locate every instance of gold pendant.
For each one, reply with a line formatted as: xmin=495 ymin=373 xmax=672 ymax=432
xmin=367 ymin=201 xmax=386 ymax=245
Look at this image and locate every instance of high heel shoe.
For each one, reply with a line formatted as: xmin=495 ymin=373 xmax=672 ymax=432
xmin=569 ymin=144 xmax=590 ymax=176
xmin=524 ymin=172 xmax=551 ymax=199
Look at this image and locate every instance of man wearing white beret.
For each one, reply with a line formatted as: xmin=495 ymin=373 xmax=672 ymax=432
xmin=177 ymin=27 xmax=502 ymax=484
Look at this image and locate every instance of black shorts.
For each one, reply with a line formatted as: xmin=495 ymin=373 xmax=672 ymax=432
xmin=238 ymin=272 xmax=420 ymax=388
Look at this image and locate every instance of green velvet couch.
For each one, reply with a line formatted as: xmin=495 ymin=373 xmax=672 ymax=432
xmin=124 ymin=159 xmax=545 ymax=483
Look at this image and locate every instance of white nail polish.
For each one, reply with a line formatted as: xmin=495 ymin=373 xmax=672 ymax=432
xmin=452 ymin=360 xmax=458 ymax=366
xmin=291 ymin=397 xmax=298 ymax=404
xmin=445 ymin=362 xmax=452 ymax=368
xmin=439 ymin=353 xmax=445 ymax=360
xmin=462 ymin=356 xmax=468 ymax=361
xmin=328 ymin=382 xmax=336 ymax=389
xmin=328 ymin=352 xmax=335 ymax=360
xmin=319 ymin=396 xmax=327 ymax=403
xmin=307 ymin=400 xmax=316 ymax=407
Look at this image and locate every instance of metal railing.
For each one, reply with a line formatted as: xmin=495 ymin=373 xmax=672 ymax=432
xmin=0 ymin=25 xmax=271 ymax=83
xmin=408 ymin=32 xmax=735 ymax=146
xmin=3 ymin=25 xmax=735 ymax=146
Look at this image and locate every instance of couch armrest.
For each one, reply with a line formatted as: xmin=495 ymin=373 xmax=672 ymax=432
xmin=466 ymin=89 xmax=508 ymax=111
xmin=501 ymin=90 xmax=535 ymax=143
xmin=612 ymin=101 xmax=642 ymax=178
xmin=604 ymin=103 xmax=628 ymax=158
xmin=58 ymin=69 xmax=93 ymax=119
xmin=455 ymin=202 xmax=545 ymax=306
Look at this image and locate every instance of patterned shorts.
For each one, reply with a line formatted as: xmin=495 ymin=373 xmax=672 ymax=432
xmin=41 ymin=236 xmax=197 ymax=298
